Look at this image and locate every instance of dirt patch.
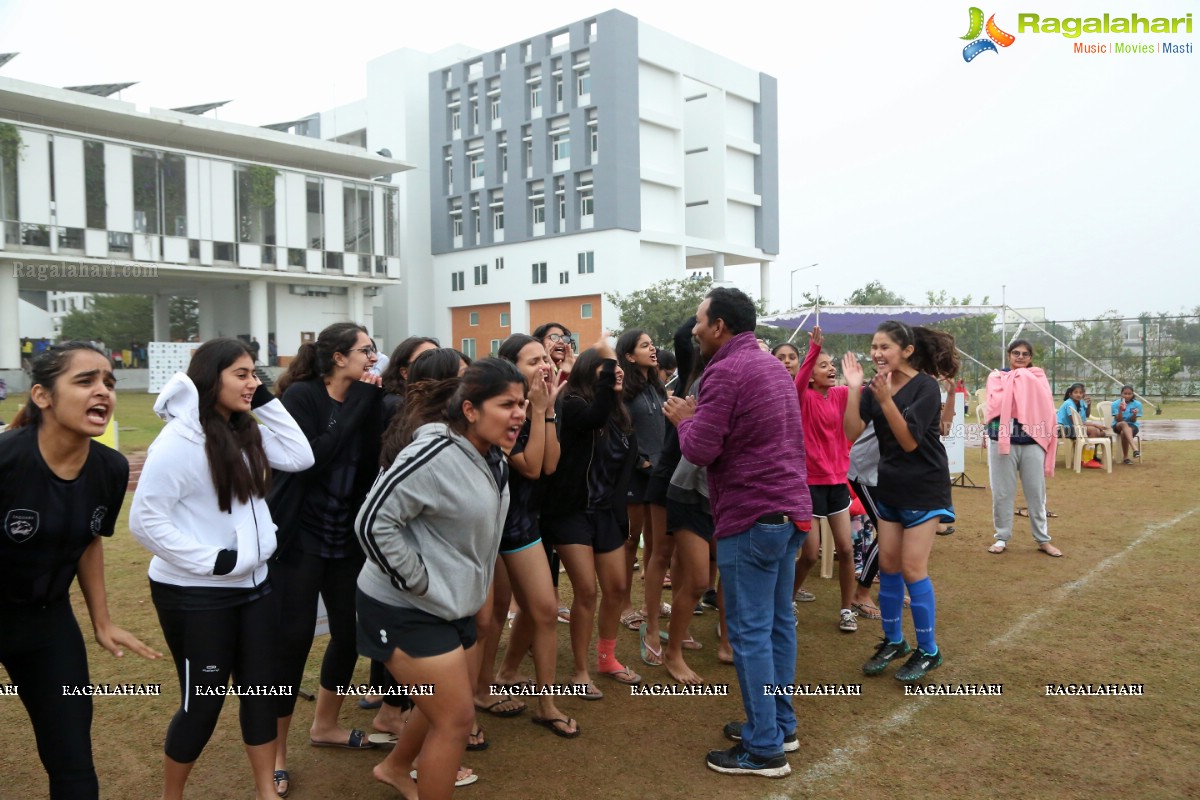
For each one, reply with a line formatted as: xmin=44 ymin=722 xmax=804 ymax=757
xmin=2 ymin=443 xmax=1197 ymax=799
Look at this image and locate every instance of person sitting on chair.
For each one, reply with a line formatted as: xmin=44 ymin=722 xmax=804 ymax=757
xmin=1112 ymin=385 xmax=1142 ymax=465
xmin=1056 ymin=383 xmax=1107 ymax=469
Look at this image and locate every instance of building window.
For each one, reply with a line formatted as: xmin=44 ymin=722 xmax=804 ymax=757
xmin=451 ymin=109 xmax=461 ymax=133
xmin=474 ymin=263 xmax=488 ymax=285
xmin=489 ymin=338 xmax=502 ymax=355
xmin=452 ymin=217 xmax=463 ymax=237
xmin=343 ymin=183 xmax=370 ymax=253
xmin=581 ymin=303 xmax=593 ymax=319
xmin=495 ymin=257 xmax=505 ymax=270
xmin=500 ymin=312 xmax=510 ymax=327
xmin=469 ymin=311 xmax=480 ymax=326
xmin=551 ymin=131 xmax=570 ymax=163
xmin=132 ymin=150 xmax=160 ymax=234
xmin=452 ymin=271 xmax=466 ymax=291
xmin=554 ymin=76 xmax=564 ymax=105
xmin=578 ymin=251 xmax=594 ymax=274
xmin=532 ymin=201 xmax=545 ymax=224
xmin=461 ymin=338 xmax=477 ymax=359
xmin=383 ymin=188 xmax=399 ymax=257
xmin=577 ymin=69 xmax=591 ymax=97
xmin=83 ymin=141 xmax=105 ymax=230
xmin=559 ymin=271 xmax=570 ymax=284
xmin=471 ymin=101 xmax=479 ymax=129
xmin=470 ymin=153 xmax=485 ymax=179
xmin=530 ymin=83 xmax=541 ymax=110
xmin=499 ymin=144 xmax=508 ymax=176
xmin=580 ymin=187 xmax=594 ymax=218
xmin=532 ymin=262 xmax=547 ymax=284
xmin=490 ymin=97 xmax=501 ymax=121
xmin=493 ymin=208 xmax=504 ymax=231
xmin=306 ymin=177 xmax=323 ymax=249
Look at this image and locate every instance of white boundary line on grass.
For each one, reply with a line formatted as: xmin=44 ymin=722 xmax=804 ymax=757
xmin=764 ymin=506 xmax=1200 ymax=795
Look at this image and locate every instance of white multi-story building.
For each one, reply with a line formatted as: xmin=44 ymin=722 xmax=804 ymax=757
xmin=0 ymin=77 xmax=409 ymax=377
xmin=310 ymin=9 xmax=779 ymax=353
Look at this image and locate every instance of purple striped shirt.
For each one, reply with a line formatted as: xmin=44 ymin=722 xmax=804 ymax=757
xmin=677 ymin=332 xmax=810 ymax=539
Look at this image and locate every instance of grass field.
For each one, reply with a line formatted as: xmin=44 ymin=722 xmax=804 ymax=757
xmin=1 ymin=393 xmax=1198 ymax=799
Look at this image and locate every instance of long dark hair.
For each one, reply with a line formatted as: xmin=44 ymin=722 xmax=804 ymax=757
xmin=616 ymin=328 xmax=665 ymax=403
xmin=1063 ymin=383 xmax=1085 ymax=404
xmin=498 ymin=333 xmax=539 ymax=368
xmin=876 ymin=321 xmax=959 ymax=379
xmin=563 ymin=347 xmax=631 ymax=431
xmin=275 ymin=322 xmax=366 ymax=397
xmin=380 ymin=349 xmax=465 ymax=466
xmin=186 ymin=338 xmax=271 ymax=512
xmin=9 ymin=342 xmax=111 ymax=429
xmin=380 ymin=336 xmax=440 ymax=396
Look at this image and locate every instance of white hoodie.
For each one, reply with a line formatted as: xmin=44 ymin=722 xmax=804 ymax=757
xmin=130 ymin=373 xmax=314 ymax=588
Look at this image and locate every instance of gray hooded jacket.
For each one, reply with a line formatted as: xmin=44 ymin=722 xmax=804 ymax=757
xmin=355 ymin=422 xmax=509 ymax=620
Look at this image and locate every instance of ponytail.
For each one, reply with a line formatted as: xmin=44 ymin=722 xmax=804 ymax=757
xmin=875 ymin=321 xmax=959 ymax=379
xmin=275 ymin=322 xmax=367 ymax=397
xmin=10 ymin=342 xmax=110 ymax=429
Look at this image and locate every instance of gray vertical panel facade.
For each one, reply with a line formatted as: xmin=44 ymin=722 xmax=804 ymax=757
xmin=755 ymin=72 xmax=779 ymax=256
xmin=428 ymin=9 xmax=641 ymax=256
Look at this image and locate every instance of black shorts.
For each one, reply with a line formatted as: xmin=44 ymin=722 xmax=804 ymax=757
xmin=643 ymin=474 xmax=671 ymax=506
xmin=809 ymin=484 xmax=852 ymax=519
xmin=356 ymin=589 xmax=477 ymax=660
xmin=542 ymin=510 xmax=628 ymax=555
xmin=626 ymin=470 xmax=651 ymax=504
xmin=499 ymin=521 xmax=541 ymax=555
xmin=666 ymin=499 xmax=714 ymax=542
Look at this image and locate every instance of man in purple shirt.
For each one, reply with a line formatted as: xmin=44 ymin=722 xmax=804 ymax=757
xmin=665 ymin=287 xmax=808 ymax=778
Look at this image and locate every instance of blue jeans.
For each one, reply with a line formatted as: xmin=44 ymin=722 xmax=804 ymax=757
xmin=716 ymin=521 xmax=804 ymax=758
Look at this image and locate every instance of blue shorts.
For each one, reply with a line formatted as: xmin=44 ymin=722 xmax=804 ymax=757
xmin=874 ymin=500 xmax=955 ymax=530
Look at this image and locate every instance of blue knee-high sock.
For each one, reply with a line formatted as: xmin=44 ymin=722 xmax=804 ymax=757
xmin=906 ymin=577 xmax=937 ymax=654
xmin=878 ymin=571 xmax=905 ymax=644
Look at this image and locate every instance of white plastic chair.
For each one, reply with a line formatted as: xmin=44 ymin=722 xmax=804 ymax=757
xmin=1066 ymin=406 xmax=1112 ymax=474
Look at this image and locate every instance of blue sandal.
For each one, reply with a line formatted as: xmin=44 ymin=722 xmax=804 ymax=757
xmin=273 ymin=769 xmax=290 ymax=798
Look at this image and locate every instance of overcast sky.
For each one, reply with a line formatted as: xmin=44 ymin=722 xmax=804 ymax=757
xmin=1 ymin=0 xmax=1196 ymax=322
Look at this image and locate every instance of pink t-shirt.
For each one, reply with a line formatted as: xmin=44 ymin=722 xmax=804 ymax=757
xmin=795 ymin=343 xmax=850 ymax=486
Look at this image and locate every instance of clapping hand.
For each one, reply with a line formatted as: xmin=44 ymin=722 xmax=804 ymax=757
xmin=841 ymin=352 xmax=864 ymax=390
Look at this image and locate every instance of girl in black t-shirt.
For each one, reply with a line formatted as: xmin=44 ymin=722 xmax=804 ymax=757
xmin=842 ymin=322 xmax=958 ymax=684
xmin=0 ymin=343 xmax=160 ymax=800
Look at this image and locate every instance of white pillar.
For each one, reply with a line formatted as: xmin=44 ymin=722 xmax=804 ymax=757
xmin=197 ymin=287 xmax=217 ymax=341
xmin=153 ymin=294 xmax=171 ymax=342
xmin=759 ymin=261 xmax=771 ymax=311
xmin=348 ymin=284 xmax=365 ymax=325
xmin=249 ymin=279 xmax=269 ymax=361
xmin=0 ymin=266 xmax=20 ymax=369
xmin=712 ymin=252 xmax=725 ymax=284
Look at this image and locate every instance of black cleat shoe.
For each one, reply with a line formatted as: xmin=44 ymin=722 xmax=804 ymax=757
xmin=722 ymin=721 xmax=799 ymax=752
xmin=894 ymin=647 xmax=943 ymax=682
xmin=862 ymin=637 xmax=912 ymax=676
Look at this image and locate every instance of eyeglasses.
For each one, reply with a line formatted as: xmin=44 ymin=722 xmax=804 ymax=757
xmin=350 ymin=346 xmax=377 ymax=356
xmin=545 ymin=333 xmax=569 ymax=342
xmin=1009 ymin=350 xmax=1032 ymax=358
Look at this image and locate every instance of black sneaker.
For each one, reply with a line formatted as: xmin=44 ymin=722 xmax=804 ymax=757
xmin=693 ymin=602 xmax=705 ymax=616
xmin=862 ymin=637 xmax=911 ymax=676
xmin=700 ymin=589 xmax=719 ymax=610
xmin=894 ymin=647 xmax=943 ymax=682
xmin=722 ymin=721 xmax=799 ymax=753
xmin=705 ymin=744 xmax=791 ymax=778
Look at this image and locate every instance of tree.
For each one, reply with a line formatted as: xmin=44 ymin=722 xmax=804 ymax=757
xmin=845 ymin=281 xmax=907 ymax=306
xmin=59 ymin=293 xmax=199 ymax=351
xmin=170 ymin=297 xmax=199 ymax=342
xmin=61 ymin=294 xmax=153 ymax=349
xmin=606 ymin=275 xmax=713 ymax=350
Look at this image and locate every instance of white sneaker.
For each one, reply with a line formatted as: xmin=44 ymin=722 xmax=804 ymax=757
xmin=839 ymin=609 xmax=858 ymax=633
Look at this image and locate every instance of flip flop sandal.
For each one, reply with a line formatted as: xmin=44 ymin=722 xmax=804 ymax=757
xmin=621 ymin=610 xmax=647 ymax=631
xmin=309 ymin=729 xmax=376 ymax=749
xmin=576 ymin=682 xmax=604 ymax=701
xmin=640 ymin=623 xmax=664 ymax=666
xmin=357 ymin=698 xmax=383 ymax=709
xmin=658 ymin=630 xmax=703 ymax=650
xmin=410 ymin=769 xmax=479 ymax=787
xmin=599 ymin=666 xmax=642 ymax=685
xmin=367 ymin=732 xmax=398 ymax=747
xmin=532 ymin=716 xmax=582 ymax=739
xmin=987 ymin=543 xmax=1007 ymax=554
xmin=474 ymin=697 xmax=526 ymax=717
xmin=273 ymin=769 xmax=290 ymax=798
xmin=466 ymin=726 xmax=488 ymax=751
xmin=851 ymin=602 xmax=882 ymax=620
xmin=557 ymin=607 xmax=571 ymax=624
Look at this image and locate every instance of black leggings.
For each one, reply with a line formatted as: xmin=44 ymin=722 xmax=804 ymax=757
xmin=155 ymin=589 xmax=281 ymax=763
xmin=543 ymin=535 xmax=560 ymax=589
xmin=0 ymin=599 xmax=98 ymax=799
xmin=851 ymin=479 xmax=881 ymax=589
xmin=368 ymin=660 xmax=414 ymax=711
xmin=272 ymin=549 xmax=363 ymax=717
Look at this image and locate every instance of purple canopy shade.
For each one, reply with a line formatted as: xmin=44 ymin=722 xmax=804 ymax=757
xmin=762 ymin=309 xmax=985 ymax=335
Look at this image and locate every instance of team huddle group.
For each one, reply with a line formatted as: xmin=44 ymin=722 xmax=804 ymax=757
xmin=5 ymin=285 xmax=1005 ymax=799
